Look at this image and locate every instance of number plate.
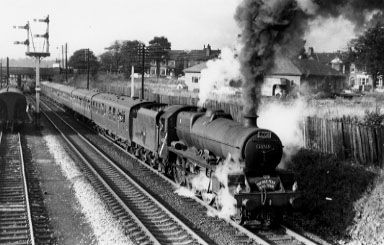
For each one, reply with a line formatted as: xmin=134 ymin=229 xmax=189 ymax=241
xmin=257 ymin=131 xmax=271 ymax=139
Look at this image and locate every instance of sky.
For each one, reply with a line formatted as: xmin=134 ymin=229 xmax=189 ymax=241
xmin=0 ymin=0 xmax=356 ymax=60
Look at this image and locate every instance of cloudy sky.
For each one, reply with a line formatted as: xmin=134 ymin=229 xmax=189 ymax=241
xmin=0 ymin=0 xmax=356 ymax=60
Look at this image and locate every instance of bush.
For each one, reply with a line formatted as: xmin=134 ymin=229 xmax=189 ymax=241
xmin=286 ymin=149 xmax=377 ymax=241
xmin=363 ymin=107 xmax=384 ymax=125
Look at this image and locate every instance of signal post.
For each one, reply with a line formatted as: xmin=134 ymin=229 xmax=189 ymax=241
xmin=14 ymin=16 xmax=50 ymax=126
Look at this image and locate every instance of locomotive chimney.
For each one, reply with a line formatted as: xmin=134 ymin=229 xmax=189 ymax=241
xmin=243 ymin=113 xmax=258 ymax=127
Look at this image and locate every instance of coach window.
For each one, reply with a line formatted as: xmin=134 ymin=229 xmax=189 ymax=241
xmin=118 ymin=110 xmax=125 ymax=123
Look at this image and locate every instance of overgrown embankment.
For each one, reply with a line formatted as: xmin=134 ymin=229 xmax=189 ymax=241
xmin=287 ymin=149 xmax=384 ymax=244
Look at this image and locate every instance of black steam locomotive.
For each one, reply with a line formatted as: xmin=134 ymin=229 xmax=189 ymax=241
xmin=41 ymin=82 xmax=300 ymax=226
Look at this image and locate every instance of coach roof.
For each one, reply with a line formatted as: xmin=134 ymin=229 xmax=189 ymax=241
xmin=92 ymin=93 xmax=154 ymax=109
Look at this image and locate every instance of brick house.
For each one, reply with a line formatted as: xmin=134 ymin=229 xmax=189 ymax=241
xmin=307 ymin=48 xmax=379 ymax=91
xmin=149 ymin=44 xmax=220 ymax=77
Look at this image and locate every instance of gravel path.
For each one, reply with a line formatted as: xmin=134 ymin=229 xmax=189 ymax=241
xmin=24 ymin=119 xmax=134 ymax=244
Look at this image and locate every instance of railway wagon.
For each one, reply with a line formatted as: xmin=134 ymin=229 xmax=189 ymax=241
xmin=0 ymin=86 xmax=28 ymax=130
xmin=41 ymin=82 xmax=300 ymax=226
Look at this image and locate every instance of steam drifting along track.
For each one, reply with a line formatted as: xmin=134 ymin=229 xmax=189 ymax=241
xmin=0 ymin=132 xmax=35 ymax=245
xmin=39 ymin=100 xmax=210 ymax=245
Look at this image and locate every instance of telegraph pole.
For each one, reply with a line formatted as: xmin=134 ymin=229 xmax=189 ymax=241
xmin=61 ymin=45 xmax=64 ymax=68
xmin=65 ymin=43 xmax=68 ymax=83
xmin=86 ymin=48 xmax=90 ymax=90
xmin=0 ymin=61 xmax=2 ymax=87
xmin=141 ymin=44 xmax=145 ymax=100
xmin=14 ymin=15 xmax=50 ymax=127
xmin=6 ymin=57 xmax=9 ymax=86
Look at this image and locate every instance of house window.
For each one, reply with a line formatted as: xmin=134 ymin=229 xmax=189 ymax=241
xmin=192 ymin=76 xmax=199 ymax=83
xmin=378 ymin=76 xmax=383 ymax=87
xmin=168 ymin=60 xmax=175 ymax=66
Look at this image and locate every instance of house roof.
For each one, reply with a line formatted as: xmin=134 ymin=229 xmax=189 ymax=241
xmin=293 ymin=58 xmax=345 ymax=77
xmin=268 ymin=57 xmax=302 ymax=76
xmin=268 ymin=56 xmax=345 ymax=77
xmin=186 ymin=49 xmax=220 ymax=61
xmin=311 ymin=52 xmax=349 ymax=65
xmin=168 ymin=50 xmax=188 ymax=60
xmin=167 ymin=49 xmax=221 ymax=61
xmin=183 ymin=62 xmax=207 ymax=73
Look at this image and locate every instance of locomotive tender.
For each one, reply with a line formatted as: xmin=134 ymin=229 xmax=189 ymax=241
xmin=0 ymin=86 xmax=28 ymax=131
xmin=41 ymin=81 xmax=300 ymax=225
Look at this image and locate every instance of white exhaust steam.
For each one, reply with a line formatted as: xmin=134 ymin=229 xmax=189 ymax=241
xmin=198 ymin=47 xmax=243 ymax=107
xmin=208 ymin=154 xmax=244 ymax=220
xmin=175 ymin=154 xmax=244 ymax=221
xmin=258 ymin=98 xmax=307 ymax=167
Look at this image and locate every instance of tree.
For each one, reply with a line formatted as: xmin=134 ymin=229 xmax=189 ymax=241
xmin=148 ymin=36 xmax=171 ymax=76
xmin=68 ymin=49 xmax=99 ymax=75
xmin=149 ymin=36 xmax=171 ymax=50
xmin=99 ymin=51 xmax=115 ymax=72
xmin=348 ymin=14 xmax=384 ymax=90
xmin=102 ymin=41 xmax=123 ymax=73
xmin=120 ymin=40 xmax=145 ymax=76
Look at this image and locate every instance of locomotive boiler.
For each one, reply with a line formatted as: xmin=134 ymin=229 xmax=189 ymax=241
xmin=175 ymin=111 xmax=283 ymax=174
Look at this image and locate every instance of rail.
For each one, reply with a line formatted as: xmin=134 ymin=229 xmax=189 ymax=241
xmin=0 ymin=132 xmax=35 ymax=245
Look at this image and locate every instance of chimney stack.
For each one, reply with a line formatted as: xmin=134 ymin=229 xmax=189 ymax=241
xmin=243 ymin=113 xmax=258 ymax=127
xmin=206 ymin=44 xmax=211 ymax=57
xmin=308 ymin=47 xmax=314 ymax=57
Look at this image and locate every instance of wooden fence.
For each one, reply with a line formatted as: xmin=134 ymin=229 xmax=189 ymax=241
xmin=303 ymin=117 xmax=384 ymax=168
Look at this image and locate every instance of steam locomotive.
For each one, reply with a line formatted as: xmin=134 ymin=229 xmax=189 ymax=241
xmin=0 ymin=86 xmax=28 ymax=131
xmin=41 ymin=82 xmax=300 ymax=226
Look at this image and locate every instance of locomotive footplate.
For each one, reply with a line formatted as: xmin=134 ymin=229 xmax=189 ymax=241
xmin=234 ymin=191 xmax=301 ymax=210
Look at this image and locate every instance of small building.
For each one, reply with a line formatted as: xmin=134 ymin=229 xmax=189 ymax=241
xmin=183 ymin=62 xmax=207 ymax=92
xmin=264 ymin=56 xmax=346 ymax=96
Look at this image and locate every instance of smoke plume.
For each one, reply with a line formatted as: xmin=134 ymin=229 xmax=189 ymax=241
xmin=235 ymin=0 xmax=384 ymax=115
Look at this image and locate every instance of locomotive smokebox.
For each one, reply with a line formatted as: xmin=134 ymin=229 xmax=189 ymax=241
xmin=243 ymin=113 xmax=258 ymax=128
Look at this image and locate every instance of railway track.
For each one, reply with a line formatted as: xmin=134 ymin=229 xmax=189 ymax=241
xmin=38 ymin=95 xmax=323 ymax=245
xmin=0 ymin=132 xmax=35 ymax=245
xmin=39 ymin=99 xmax=210 ymax=245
